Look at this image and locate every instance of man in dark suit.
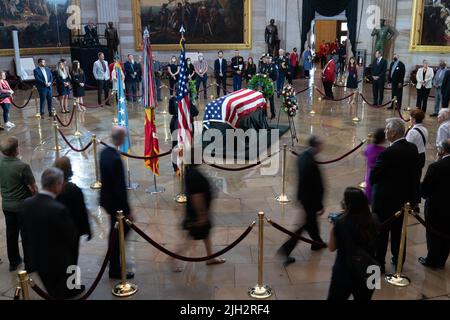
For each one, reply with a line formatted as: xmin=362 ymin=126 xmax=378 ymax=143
xmin=124 ymin=54 xmax=139 ymax=102
xmin=33 ymin=58 xmax=53 ymax=119
xmin=419 ymin=139 xmax=450 ymax=269
xmin=371 ymin=50 xmax=388 ymax=106
xmin=214 ymin=50 xmax=228 ymax=97
xmin=370 ymin=118 xmax=419 ymax=273
xmin=442 ymin=69 xmax=450 ymax=109
xmin=21 ymin=168 xmax=83 ymax=299
xmin=278 ymin=136 xmax=328 ymax=266
xmin=387 ymin=53 xmax=406 ymax=110
xmin=100 ymin=126 xmax=134 ymax=279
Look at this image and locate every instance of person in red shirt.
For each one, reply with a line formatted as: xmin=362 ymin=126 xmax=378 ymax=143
xmin=290 ymin=48 xmax=299 ymax=79
xmin=0 ymin=71 xmax=14 ymax=129
xmin=319 ymin=41 xmax=327 ymax=69
xmin=322 ymin=58 xmax=336 ymax=99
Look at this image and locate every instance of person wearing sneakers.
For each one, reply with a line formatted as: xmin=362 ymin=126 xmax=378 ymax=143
xmin=0 ymin=71 xmax=15 ymax=129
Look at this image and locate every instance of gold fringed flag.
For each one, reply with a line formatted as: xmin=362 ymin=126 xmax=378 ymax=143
xmin=144 ymin=107 xmax=159 ymax=175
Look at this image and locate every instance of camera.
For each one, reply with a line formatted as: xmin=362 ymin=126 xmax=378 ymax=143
xmin=328 ymin=212 xmax=344 ymax=224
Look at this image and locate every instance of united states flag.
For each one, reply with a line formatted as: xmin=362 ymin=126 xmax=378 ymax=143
xmin=203 ymin=89 xmax=267 ymax=129
xmin=177 ymin=36 xmax=192 ymax=160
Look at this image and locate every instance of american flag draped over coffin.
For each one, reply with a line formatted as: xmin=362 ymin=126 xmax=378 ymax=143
xmin=203 ymin=89 xmax=267 ymax=129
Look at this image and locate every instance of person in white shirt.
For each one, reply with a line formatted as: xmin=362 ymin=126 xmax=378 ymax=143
xmin=406 ymin=109 xmax=429 ymax=207
xmin=436 ymin=108 xmax=450 ymax=154
xmin=416 ymin=60 xmax=434 ymax=113
xmin=93 ymin=52 xmax=111 ymax=106
xmin=194 ymin=53 xmax=209 ymax=99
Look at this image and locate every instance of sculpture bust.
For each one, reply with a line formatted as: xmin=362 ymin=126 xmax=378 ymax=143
xmin=265 ymin=19 xmax=279 ymax=57
xmin=371 ymin=19 xmax=394 ymax=56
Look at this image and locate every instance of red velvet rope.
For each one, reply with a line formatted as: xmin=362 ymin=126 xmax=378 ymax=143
xmin=128 ymin=220 xmax=255 ymax=262
xmin=397 ymin=104 xmax=411 ymax=122
xmin=360 ymin=94 xmax=394 ymax=108
xmin=266 ymin=219 xmax=327 ymax=246
xmin=54 ymin=107 xmax=76 ymax=128
xmin=295 ymin=86 xmax=311 ymax=95
xmin=384 ymin=82 xmax=410 ymax=90
xmin=315 ymin=87 xmax=355 ymax=101
xmin=58 ymin=129 xmax=93 ymax=153
xmin=205 ymin=161 xmax=262 ymax=172
xmin=99 ymin=141 xmax=172 ymax=160
xmin=11 ymin=90 xmax=34 ymax=109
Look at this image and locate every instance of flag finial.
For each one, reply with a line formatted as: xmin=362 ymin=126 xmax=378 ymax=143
xmin=143 ymin=26 xmax=149 ymax=38
xmin=179 ymin=25 xmax=186 ymax=35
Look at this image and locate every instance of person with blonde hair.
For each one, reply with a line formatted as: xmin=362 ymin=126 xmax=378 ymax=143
xmin=56 ymin=61 xmax=71 ymax=113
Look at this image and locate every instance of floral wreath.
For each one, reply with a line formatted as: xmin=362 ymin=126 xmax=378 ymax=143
xmin=247 ymin=74 xmax=275 ymax=99
xmin=188 ymin=80 xmax=197 ymax=106
xmin=281 ymin=85 xmax=298 ymax=118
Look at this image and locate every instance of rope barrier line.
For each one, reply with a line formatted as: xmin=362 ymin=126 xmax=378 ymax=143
xmin=410 ymin=211 xmax=450 ymax=241
xmin=127 ymin=219 xmax=255 ymax=262
xmin=58 ymin=129 xmax=93 ymax=153
xmin=396 ymin=103 xmax=411 ymax=122
xmin=99 ymin=141 xmax=172 ymax=160
xmin=79 ymin=94 xmax=114 ymax=109
xmin=360 ymin=94 xmax=394 ymax=108
xmin=380 ymin=210 xmax=403 ymax=229
xmin=294 ymin=86 xmax=311 ymax=96
xmin=315 ymin=87 xmax=355 ymax=102
xmin=54 ymin=107 xmax=76 ymax=128
xmin=205 ymin=161 xmax=262 ymax=172
xmin=384 ymin=82 xmax=410 ymax=90
xmin=333 ymin=79 xmax=363 ymax=88
xmin=289 ymin=140 xmax=367 ymax=165
xmin=11 ymin=89 xmax=34 ymax=109
xmin=266 ymin=218 xmax=326 ymax=246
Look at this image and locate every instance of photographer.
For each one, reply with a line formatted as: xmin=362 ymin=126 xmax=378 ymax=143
xmin=327 ymin=187 xmax=379 ymax=301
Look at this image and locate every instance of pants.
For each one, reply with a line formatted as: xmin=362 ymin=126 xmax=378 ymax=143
xmin=277 ymin=72 xmax=286 ymax=96
xmin=108 ymin=214 xmax=130 ymax=275
xmin=414 ymin=153 xmax=426 ymax=205
xmin=169 ymin=77 xmax=178 ymax=96
xmin=327 ymin=270 xmax=374 ymax=301
xmin=416 ymin=87 xmax=431 ymax=112
xmin=232 ymin=74 xmax=242 ymax=91
xmin=320 ymin=56 xmax=327 ymax=69
xmin=3 ymin=210 xmax=23 ymax=267
xmin=268 ymin=96 xmax=275 ymax=118
xmin=443 ymin=93 xmax=450 ymax=109
xmin=215 ymin=76 xmax=227 ymax=96
xmin=97 ymin=80 xmax=110 ymax=105
xmin=304 ymin=69 xmax=310 ymax=78
xmin=391 ymin=82 xmax=403 ymax=109
xmin=196 ymin=75 xmax=208 ymax=98
xmin=279 ymin=207 xmax=324 ymax=256
xmin=434 ymin=88 xmax=442 ymax=114
xmin=372 ymin=79 xmax=385 ymax=106
xmin=323 ymin=80 xmax=334 ymax=99
xmin=125 ymin=81 xmax=137 ymax=102
xmin=1 ymin=103 xmax=10 ymax=123
xmin=375 ymin=211 xmax=405 ymax=267
xmin=155 ymin=78 xmax=162 ymax=101
xmin=37 ymin=87 xmax=53 ymax=116
xmin=425 ymin=205 xmax=450 ymax=266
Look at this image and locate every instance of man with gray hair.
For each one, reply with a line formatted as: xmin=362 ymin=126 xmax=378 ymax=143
xmin=420 ymin=138 xmax=450 ymax=269
xmin=99 ymin=126 xmax=134 ymax=279
xmin=21 ymin=167 xmax=81 ymax=299
xmin=370 ymin=118 xmax=419 ymax=273
xmin=436 ymin=108 xmax=450 ymax=151
xmin=431 ymin=60 xmax=447 ymax=117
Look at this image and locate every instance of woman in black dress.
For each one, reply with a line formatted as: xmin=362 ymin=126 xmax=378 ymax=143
xmin=244 ymin=57 xmax=257 ymax=83
xmin=53 ymin=157 xmax=92 ymax=266
xmin=56 ymin=61 xmax=71 ymax=113
xmin=327 ymin=187 xmax=379 ymax=300
xmin=172 ymin=163 xmax=225 ymax=272
xmin=167 ymin=56 xmax=180 ymax=96
xmin=186 ymin=58 xmax=197 ymax=82
xmin=346 ymin=57 xmax=359 ymax=105
xmin=70 ymin=60 xmax=86 ymax=112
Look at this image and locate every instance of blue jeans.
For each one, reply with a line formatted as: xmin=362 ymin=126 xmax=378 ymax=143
xmin=277 ymin=72 xmax=286 ymax=95
xmin=37 ymin=87 xmax=52 ymax=116
xmin=233 ymin=75 xmax=242 ymax=91
xmin=196 ymin=75 xmax=208 ymax=97
xmin=1 ymin=103 xmax=10 ymax=123
xmin=434 ymin=88 xmax=442 ymax=114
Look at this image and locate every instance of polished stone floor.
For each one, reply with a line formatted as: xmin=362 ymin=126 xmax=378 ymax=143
xmin=0 ymin=68 xmax=449 ymax=300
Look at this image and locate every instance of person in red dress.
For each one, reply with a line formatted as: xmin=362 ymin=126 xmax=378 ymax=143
xmin=322 ymin=58 xmax=336 ymax=99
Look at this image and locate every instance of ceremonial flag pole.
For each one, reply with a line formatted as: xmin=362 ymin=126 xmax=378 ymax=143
xmin=142 ymin=27 xmax=165 ymax=194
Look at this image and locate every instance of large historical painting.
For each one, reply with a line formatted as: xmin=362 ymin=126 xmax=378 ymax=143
xmin=0 ymin=0 xmax=76 ymax=56
xmin=132 ymin=0 xmax=252 ymax=51
xmin=410 ymin=0 xmax=450 ymax=52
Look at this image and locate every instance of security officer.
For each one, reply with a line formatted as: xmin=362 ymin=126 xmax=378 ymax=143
xmin=259 ymin=54 xmax=277 ymax=120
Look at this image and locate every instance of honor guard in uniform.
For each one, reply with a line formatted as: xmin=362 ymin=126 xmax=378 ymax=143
xmin=259 ymin=54 xmax=277 ymax=120
xmin=231 ymin=50 xmax=245 ymax=91
xmin=276 ymin=49 xmax=289 ymax=98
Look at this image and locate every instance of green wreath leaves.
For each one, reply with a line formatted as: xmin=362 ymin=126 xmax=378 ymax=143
xmin=247 ymin=74 xmax=275 ymax=99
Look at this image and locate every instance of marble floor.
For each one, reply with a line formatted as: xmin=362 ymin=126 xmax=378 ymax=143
xmin=0 ymin=69 xmax=449 ymax=300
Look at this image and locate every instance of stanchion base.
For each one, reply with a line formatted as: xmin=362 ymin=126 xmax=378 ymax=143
xmin=90 ymin=181 xmax=102 ymax=190
xmin=53 ymin=146 xmax=62 ymax=151
xmin=127 ymin=183 xmax=140 ymax=190
xmin=352 ymin=117 xmax=360 ymax=122
xmin=309 ymin=110 xmax=316 ymax=115
xmin=275 ymin=194 xmax=290 ymax=203
xmin=74 ymin=131 xmax=82 ymax=138
xmin=112 ymin=282 xmax=138 ymax=297
xmin=248 ymin=285 xmax=273 ymax=299
xmin=358 ymin=181 xmax=366 ymax=189
xmin=156 ymin=110 xmax=168 ymax=115
xmin=175 ymin=194 xmax=187 ymax=203
xmin=405 ymin=107 xmax=412 ymax=111
xmin=35 ymin=113 xmax=42 ymax=118
xmin=384 ymin=273 xmax=410 ymax=287
xmin=145 ymin=186 xmax=165 ymax=194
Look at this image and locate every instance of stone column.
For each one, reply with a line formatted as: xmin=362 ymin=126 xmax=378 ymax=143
xmin=96 ymin=0 xmax=119 ymax=24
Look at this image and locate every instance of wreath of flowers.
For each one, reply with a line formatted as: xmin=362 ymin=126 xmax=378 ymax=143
xmin=247 ymin=74 xmax=275 ymax=99
xmin=188 ymin=80 xmax=197 ymax=105
xmin=281 ymin=85 xmax=298 ymax=117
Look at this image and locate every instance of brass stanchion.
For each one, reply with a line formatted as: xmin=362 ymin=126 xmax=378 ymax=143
xmin=112 ymin=211 xmax=138 ymax=297
xmin=74 ymin=102 xmax=82 ymax=137
xmin=406 ymin=82 xmax=412 ymax=111
xmin=52 ymin=107 xmax=57 ymax=119
xmin=17 ymin=270 xmax=30 ymax=300
xmin=352 ymin=91 xmax=361 ymax=122
xmin=310 ymin=87 xmax=317 ymax=114
xmin=385 ymin=203 xmax=411 ymax=287
xmin=248 ymin=212 xmax=273 ymax=299
xmin=90 ymin=134 xmax=102 ymax=189
xmin=34 ymin=86 xmax=41 ymax=118
xmin=175 ymin=162 xmax=187 ymax=203
xmin=53 ymin=121 xmax=61 ymax=156
xmin=275 ymin=145 xmax=289 ymax=203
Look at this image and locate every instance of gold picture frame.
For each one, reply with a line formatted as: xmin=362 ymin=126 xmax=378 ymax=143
xmin=132 ymin=0 xmax=252 ymax=51
xmin=409 ymin=0 xmax=450 ymax=53
xmin=0 ymin=0 xmax=79 ymax=57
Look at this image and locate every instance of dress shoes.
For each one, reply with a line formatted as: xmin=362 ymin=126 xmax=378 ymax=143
xmin=283 ymin=256 xmax=296 ymax=267
xmin=270 ymin=114 xmax=276 ymax=120
xmin=311 ymin=242 xmax=328 ymax=251
xmin=418 ymin=257 xmax=444 ymax=269
xmin=430 ymin=113 xmax=438 ymax=117
xmin=109 ymin=271 xmax=135 ymax=279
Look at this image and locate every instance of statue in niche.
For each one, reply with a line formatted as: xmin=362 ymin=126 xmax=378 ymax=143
xmin=265 ymin=19 xmax=279 ymax=57
xmin=371 ymin=19 xmax=395 ymax=55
